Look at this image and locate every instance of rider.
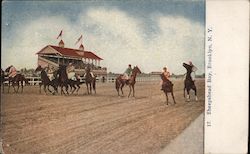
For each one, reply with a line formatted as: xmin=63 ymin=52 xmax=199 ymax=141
xmin=161 ymin=66 xmax=173 ymax=90
xmin=66 ymin=63 xmax=77 ymax=80
xmin=8 ymin=65 xmax=17 ymax=78
xmin=84 ymin=65 xmax=95 ymax=78
xmin=45 ymin=65 xmax=55 ymax=81
xmin=188 ymin=61 xmax=197 ymax=82
xmin=123 ymin=64 xmax=133 ymax=82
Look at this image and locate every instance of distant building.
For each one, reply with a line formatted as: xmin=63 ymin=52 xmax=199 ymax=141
xmin=36 ymin=40 xmax=107 ymax=76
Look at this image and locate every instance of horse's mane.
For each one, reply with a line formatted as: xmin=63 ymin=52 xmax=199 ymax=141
xmin=5 ymin=66 xmax=12 ymax=72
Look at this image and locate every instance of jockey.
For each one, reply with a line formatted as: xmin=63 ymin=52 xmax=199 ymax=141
xmin=66 ymin=63 xmax=77 ymax=81
xmin=84 ymin=65 xmax=95 ymax=78
xmin=8 ymin=65 xmax=17 ymax=78
xmin=123 ymin=64 xmax=133 ymax=81
xmin=161 ymin=66 xmax=173 ymax=90
xmin=45 ymin=65 xmax=55 ymax=81
xmin=188 ymin=61 xmax=198 ymax=81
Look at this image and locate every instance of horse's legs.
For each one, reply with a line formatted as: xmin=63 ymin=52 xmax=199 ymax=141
xmin=165 ymin=92 xmax=169 ymax=105
xmin=89 ymin=83 xmax=92 ymax=94
xmin=128 ymin=85 xmax=132 ymax=98
xmin=186 ymin=88 xmax=190 ymax=102
xmin=183 ymin=87 xmax=186 ymax=98
xmin=115 ymin=82 xmax=119 ymax=96
xmin=47 ymin=85 xmax=53 ymax=94
xmin=76 ymin=84 xmax=80 ymax=94
xmin=92 ymin=81 xmax=96 ymax=94
xmin=193 ymin=86 xmax=198 ymax=101
xmin=2 ymin=82 xmax=4 ymax=93
xmin=39 ymin=83 xmax=42 ymax=94
xmin=60 ymin=85 xmax=65 ymax=95
xmin=65 ymin=84 xmax=69 ymax=95
xmin=132 ymin=84 xmax=135 ymax=97
xmin=171 ymin=91 xmax=176 ymax=104
xmin=21 ymin=81 xmax=24 ymax=93
xmin=71 ymin=84 xmax=76 ymax=94
xmin=16 ymin=81 xmax=20 ymax=93
xmin=121 ymin=83 xmax=125 ymax=96
xmin=12 ymin=81 xmax=17 ymax=93
xmin=8 ymin=81 xmax=10 ymax=93
xmin=86 ymin=83 xmax=89 ymax=94
xmin=44 ymin=85 xmax=48 ymax=94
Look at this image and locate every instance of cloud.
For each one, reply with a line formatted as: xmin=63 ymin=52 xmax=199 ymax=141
xmin=2 ymin=7 xmax=204 ymax=74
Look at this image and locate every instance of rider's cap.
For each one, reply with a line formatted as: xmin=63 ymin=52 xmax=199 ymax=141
xmin=128 ymin=64 xmax=131 ymax=67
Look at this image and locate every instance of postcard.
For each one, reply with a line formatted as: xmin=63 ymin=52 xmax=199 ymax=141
xmin=1 ymin=1 xmax=248 ymax=154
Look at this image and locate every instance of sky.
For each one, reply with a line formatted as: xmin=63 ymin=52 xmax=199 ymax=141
xmin=2 ymin=0 xmax=205 ymax=74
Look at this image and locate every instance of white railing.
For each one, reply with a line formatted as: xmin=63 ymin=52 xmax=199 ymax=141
xmin=3 ymin=76 xmax=41 ymax=86
xmin=26 ymin=77 xmax=42 ymax=85
xmin=2 ymin=76 xmax=204 ymax=86
xmin=105 ymin=76 xmax=162 ymax=83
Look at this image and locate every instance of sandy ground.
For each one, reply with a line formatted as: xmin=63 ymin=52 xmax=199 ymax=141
xmin=1 ymin=79 xmax=204 ymax=154
xmin=160 ymin=113 xmax=203 ymax=154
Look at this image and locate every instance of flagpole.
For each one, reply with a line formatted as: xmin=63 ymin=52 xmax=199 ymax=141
xmin=81 ymin=35 xmax=83 ymax=45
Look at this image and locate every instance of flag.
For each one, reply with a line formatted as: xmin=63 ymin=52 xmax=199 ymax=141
xmin=75 ymin=35 xmax=83 ymax=45
xmin=57 ymin=30 xmax=63 ymax=39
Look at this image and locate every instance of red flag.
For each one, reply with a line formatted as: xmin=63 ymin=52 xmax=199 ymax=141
xmin=57 ymin=30 xmax=63 ymax=39
xmin=75 ymin=35 xmax=83 ymax=45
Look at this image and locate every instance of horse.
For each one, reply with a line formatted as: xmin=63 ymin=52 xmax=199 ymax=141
xmin=56 ymin=65 xmax=70 ymax=95
xmin=115 ymin=66 xmax=141 ymax=98
xmin=1 ymin=69 xmax=6 ymax=93
xmin=35 ymin=65 xmax=58 ymax=95
xmin=160 ymin=74 xmax=176 ymax=105
xmin=85 ymin=66 xmax=96 ymax=94
xmin=5 ymin=66 xmax=29 ymax=93
xmin=183 ymin=63 xmax=198 ymax=101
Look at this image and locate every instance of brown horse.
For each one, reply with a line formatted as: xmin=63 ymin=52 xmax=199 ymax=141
xmin=56 ymin=65 xmax=70 ymax=95
xmin=35 ymin=65 xmax=58 ymax=95
xmin=115 ymin=66 xmax=141 ymax=97
xmin=160 ymin=74 xmax=176 ymax=105
xmin=5 ymin=66 xmax=29 ymax=93
xmin=85 ymin=66 xmax=96 ymax=94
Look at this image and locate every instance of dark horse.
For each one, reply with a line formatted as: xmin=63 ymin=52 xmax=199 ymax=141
xmin=160 ymin=74 xmax=176 ymax=105
xmin=115 ymin=66 xmax=141 ymax=97
xmin=35 ymin=65 xmax=58 ymax=95
xmin=85 ymin=66 xmax=96 ymax=94
xmin=1 ymin=69 xmax=6 ymax=93
xmin=183 ymin=63 xmax=198 ymax=101
xmin=5 ymin=66 xmax=28 ymax=93
xmin=56 ymin=65 xmax=70 ymax=95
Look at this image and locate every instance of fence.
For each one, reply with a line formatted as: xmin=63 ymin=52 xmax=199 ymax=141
xmin=106 ymin=76 xmax=162 ymax=83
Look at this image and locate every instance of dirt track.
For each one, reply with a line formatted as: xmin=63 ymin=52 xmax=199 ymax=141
xmin=1 ymin=79 xmax=204 ymax=154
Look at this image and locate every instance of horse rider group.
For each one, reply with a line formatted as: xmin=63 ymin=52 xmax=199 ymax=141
xmin=161 ymin=61 xmax=197 ymax=90
xmin=6 ymin=61 xmax=197 ymax=90
xmin=8 ymin=65 xmax=17 ymax=79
